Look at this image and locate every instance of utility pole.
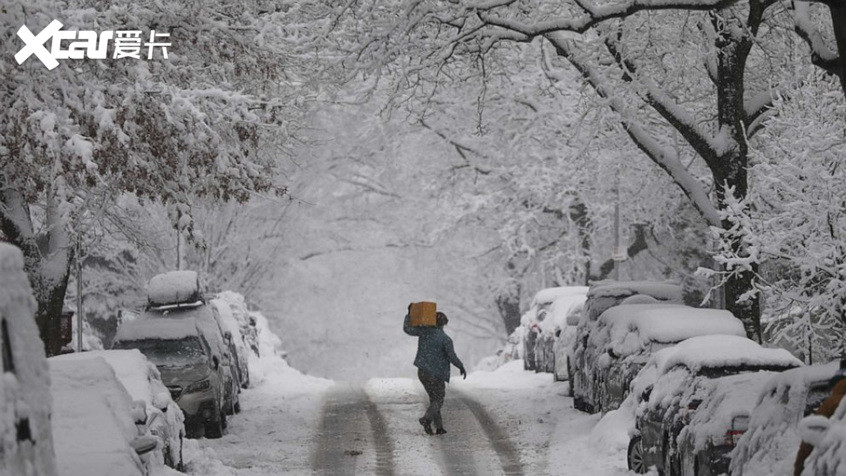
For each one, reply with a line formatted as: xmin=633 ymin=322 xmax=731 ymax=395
xmin=76 ymin=226 xmax=83 ymax=353
xmin=612 ymin=172 xmax=623 ymax=280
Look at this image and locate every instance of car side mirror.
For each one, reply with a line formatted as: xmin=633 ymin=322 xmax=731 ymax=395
xmin=130 ymin=435 xmax=159 ymax=456
xmin=212 ymin=356 xmax=220 ymax=370
xmin=641 ymin=385 xmax=653 ymax=402
xmin=131 ymin=400 xmax=148 ymax=425
xmin=799 ymin=415 xmax=831 ymax=447
xmin=152 ymin=392 xmax=171 ymax=411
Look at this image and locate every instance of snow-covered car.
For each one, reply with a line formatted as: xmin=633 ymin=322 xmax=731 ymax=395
xmin=730 ymin=362 xmax=836 ymax=476
xmin=537 ymin=291 xmax=588 ymax=375
xmin=52 ymin=349 xmax=186 ymax=470
xmin=0 ymin=243 xmax=56 ymax=476
xmin=211 ymin=297 xmax=250 ymax=389
xmin=113 ymin=317 xmax=228 ymax=438
xmin=594 ymin=305 xmax=746 ymax=413
xmin=49 ymin=357 xmax=159 ymax=476
xmin=216 ymin=290 xmax=260 ymax=357
xmin=144 ymin=271 xmax=240 ymax=416
xmin=521 ymin=286 xmax=588 ymax=372
xmin=626 ymin=335 xmax=802 ymax=475
xmin=572 ymin=281 xmax=684 ymax=413
xmin=543 ymin=293 xmax=587 ymax=382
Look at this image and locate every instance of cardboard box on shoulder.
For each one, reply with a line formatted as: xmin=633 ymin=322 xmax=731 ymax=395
xmin=410 ymin=301 xmax=437 ymax=327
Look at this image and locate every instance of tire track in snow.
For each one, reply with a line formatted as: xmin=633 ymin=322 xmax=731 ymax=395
xmin=455 ymin=392 xmax=524 ymax=476
xmin=313 ymin=383 xmax=395 ymax=476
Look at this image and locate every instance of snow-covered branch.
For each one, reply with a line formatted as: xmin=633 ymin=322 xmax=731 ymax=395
xmin=545 ymin=34 xmax=722 ymax=227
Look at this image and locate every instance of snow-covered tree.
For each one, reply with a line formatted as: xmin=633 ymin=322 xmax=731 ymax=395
xmin=2 ymin=0 xmax=306 ymax=354
xmin=324 ymin=0 xmax=845 ymax=340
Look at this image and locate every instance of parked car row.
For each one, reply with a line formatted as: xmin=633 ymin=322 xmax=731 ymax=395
xmin=112 ymin=270 xmax=253 ymax=440
xmin=2 ymin=242 xmax=261 ymax=476
xmin=520 ymin=278 xmax=846 ymax=475
xmin=519 ymin=286 xmax=588 ymax=373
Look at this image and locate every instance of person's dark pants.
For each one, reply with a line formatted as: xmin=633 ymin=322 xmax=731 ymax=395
xmin=418 ymin=369 xmax=446 ymax=429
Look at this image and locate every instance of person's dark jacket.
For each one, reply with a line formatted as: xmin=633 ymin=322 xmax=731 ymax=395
xmin=403 ymin=314 xmax=465 ymax=382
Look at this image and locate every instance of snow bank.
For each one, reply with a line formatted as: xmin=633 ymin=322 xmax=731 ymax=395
xmin=0 ymin=243 xmax=57 ymax=476
xmin=147 ymin=271 xmax=200 ymax=306
xmin=654 ymin=335 xmax=803 ymax=375
xmin=114 ymin=318 xmax=200 ymax=342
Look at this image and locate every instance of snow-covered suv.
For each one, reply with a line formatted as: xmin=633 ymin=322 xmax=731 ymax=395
xmin=113 ymin=318 xmax=228 ymax=438
xmin=143 ymin=271 xmax=240 ymax=416
xmin=626 ymin=335 xmax=801 ymax=475
xmin=571 ymin=281 xmax=684 ymax=413
xmin=593 ymin=305 xmax=746 ymax=413
xmin=0 ymin=243 xmax=57 ymax=476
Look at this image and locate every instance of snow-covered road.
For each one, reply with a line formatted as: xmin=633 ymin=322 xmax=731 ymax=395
xmin=184 ymin=361 xmax=633 ymax=476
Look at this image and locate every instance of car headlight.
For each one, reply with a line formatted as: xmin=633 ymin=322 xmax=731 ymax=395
xmin=185 ymin=378 xmax=212 ymax=394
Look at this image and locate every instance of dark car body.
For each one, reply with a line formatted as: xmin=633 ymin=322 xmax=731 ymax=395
xmin=626 ymin=335 xmax=801 ymax=475
xmin=571 ymin=281 xmax=684 ymax=413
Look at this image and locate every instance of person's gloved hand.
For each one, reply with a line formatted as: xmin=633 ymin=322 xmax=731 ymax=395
xmin=460 ymin=367 xmax=467 ymax=380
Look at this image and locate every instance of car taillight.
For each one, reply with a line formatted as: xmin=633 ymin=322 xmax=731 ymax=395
xmin=726 ymin=415 xmax=750 ymax=445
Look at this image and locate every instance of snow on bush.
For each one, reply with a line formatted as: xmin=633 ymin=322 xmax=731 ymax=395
xmin=0 ymin=243 xmax=57 ymax=476
xmin=731 ymin=363 xmax=838 ymax=476
xmin=147 ymin=271 xmax=200 ymax=306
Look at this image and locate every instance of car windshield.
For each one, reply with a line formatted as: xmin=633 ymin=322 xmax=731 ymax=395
xmin=114 ymin=337 xmax=207 ymax=367
xmin=697 ymin=364 xmax=795 ymax=379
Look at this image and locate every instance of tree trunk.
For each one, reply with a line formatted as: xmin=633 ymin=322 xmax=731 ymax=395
xmin=0 ymin=187 xmax=73 ymax=356
xmin=828 ymin=1 xmax=846 ymax=100
xmin=712 ymin=15 xmax=762 ymax=342
xmin=496 ymin=287 xmax=522 ymax=335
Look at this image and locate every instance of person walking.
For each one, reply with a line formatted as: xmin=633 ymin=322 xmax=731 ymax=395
xmin=403 ymin=308 xmax=466 ymax=435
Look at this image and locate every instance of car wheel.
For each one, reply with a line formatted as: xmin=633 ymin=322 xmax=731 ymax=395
xmin=662 ymin=435 xmax=679 ymax=476
xmin=234 ymin=399 xmax=241 ymax=414
xmin=553 ymin=355 xmax=561 ymax=382
xmin=185 ymin=421 xmax=203 ymax=439
xmin=205 ymin=410 xmax=225 ymax=439
xmin=628 ymin=436 xmax=647 ymax=474
xmin=567 ymin=358 xmax=575 ymax=397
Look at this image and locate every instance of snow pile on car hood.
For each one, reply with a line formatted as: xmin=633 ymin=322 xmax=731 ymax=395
xmin=538 ymin=294 xmax=587 ymax=334
xmin=531 ymin=286 xmax=589 ymax=307
xmin=587 ymin=281 xmax=683 ymax=301
xmin=114 ymin=317 xmax=200 ymax=342
xmin=49 ymin=357 xmax=145 ymax=476
xmin=602 ymin=305 xmax=746 ymax=357
xmin=147 ymin=271 xmax=200 ymax=306
xmin=731 ymin=363 xmax=838 ymax=476
xmin=654 ymin=335 xmax=802 ymax=375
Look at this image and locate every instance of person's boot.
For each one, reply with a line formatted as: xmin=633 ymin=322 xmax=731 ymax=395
xmin=435 ymin=428 xmax=447 ymax=435
xmin=419 ymin=417 xmax=434 ymax=435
